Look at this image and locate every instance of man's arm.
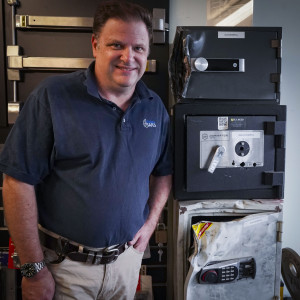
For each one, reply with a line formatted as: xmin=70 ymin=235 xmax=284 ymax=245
xmin=3 ymin=175 xmax=55 ymax=300
xmin=129 ymin=174 xmax=172 ymax=252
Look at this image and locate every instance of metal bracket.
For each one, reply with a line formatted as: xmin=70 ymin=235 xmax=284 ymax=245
xmin=15 ymin=15 xmax=93 ymax=29
xmin=152 ymin=8 xmax=169 ymax=44
xmin=7 ymin=0 xmax=19 ymax=6
xmin=8 ymin=102 xmax=22 ymax=124
xmin=146 ymin=60 xmax=157 ymax=73
xmin=7 ymin=45 xmax=157 ymax=72
xmin=7 ymin=56 xmax=156 ymax=72
xmin=8 ymin=56 xmax=94 ymax=70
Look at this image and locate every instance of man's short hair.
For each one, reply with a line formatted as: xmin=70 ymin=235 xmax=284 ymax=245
xmin=93 ymin=0 xmax=152 ymax=40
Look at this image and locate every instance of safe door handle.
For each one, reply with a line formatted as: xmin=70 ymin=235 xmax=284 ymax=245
xmin=191 ymin=57 xmax=245 ymax=72
xmin=208 ymin=146 xmax=226 ymax=174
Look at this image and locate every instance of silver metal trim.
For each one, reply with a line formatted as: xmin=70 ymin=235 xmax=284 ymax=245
xmin=152 ymin=8 xmax=168 ymax=44
xmin=8 ymin=57 xmax=94 ymax=69
xmin=8 ymin=56 xmax=157 ymax=72
xmin=146 ymin=60 xmax=157 ymax=73
xmin=191 ymin=58 xmax=245 ymax=72
xmin=8 ymin=102 xmax=21 ymax=124
xmin=16 ymin=15 xmax=93 ymax=29
xmin=8 ymin=56 xmax=23 ymax=68
xmin=7 ymin=69 xmax=20 ymax=81
xmin=23 ymin=57 xmax=93 ymax=69
xmin=7 ymin=45 xmax=20 ymax=57
xmin=239 ymin=58 xmax=245 ymax=72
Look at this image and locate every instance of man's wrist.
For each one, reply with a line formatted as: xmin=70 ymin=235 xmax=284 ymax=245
xmin=20 ymin=260 xmax=46 ymax=278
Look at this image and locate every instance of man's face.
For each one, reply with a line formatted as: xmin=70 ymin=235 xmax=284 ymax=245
xmin=92 ymin=18 xmax=149 ymax=95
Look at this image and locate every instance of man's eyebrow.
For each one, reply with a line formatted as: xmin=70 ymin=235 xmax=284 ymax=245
xmin=105 ymin=39 xmax=123 ymax=44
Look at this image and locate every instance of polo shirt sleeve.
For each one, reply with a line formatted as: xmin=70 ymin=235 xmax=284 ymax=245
xmin=0 ymin=87 xmax=54 ymax=185
xmin=151 ymin=109 xmax=173 ymax=177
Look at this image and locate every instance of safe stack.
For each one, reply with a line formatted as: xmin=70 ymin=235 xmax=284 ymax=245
xmin=169 ymin=27 xmax=285 ymax=300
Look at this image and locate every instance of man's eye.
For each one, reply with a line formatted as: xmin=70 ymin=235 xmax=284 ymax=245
xmin=111 ymin=44 xmax=122 ymax=49
xmin=135 ymin=47 xmax=145 ymax=52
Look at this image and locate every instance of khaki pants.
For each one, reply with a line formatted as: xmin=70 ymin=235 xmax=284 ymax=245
xmin=43 ymin=245 xmax=144 ymax=300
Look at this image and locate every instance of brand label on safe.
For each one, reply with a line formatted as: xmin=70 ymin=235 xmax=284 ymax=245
xmin=218 ymin=31 xmax=245 ymax=39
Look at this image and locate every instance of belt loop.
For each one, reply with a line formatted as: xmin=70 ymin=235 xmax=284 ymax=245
xmin=94 ymin=252 xmax=103 ymax=265
xmin=86 ymin=251 xmax=95 ymax=264
xmin=53 ymin=237 xmax=69 ymax=263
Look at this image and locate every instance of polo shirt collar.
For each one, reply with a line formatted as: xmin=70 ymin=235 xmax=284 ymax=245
xmin=84 ymin=61 xmax=99 ymax=99
xmin=84 ymin=62 xmax=154 ymax=101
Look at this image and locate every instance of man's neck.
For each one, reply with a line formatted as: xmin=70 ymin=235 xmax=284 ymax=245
xmin=100 ymin=89 xmax=134 ymax=111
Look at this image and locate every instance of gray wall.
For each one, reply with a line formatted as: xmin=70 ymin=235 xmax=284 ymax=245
xmin=170 ymin=0 xmax=300 ymax=260
xmin=253 ymin=0 xmax=300 ymax=257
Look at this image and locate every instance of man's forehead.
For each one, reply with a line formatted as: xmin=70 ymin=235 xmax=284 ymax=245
xmin=98 ymin=18 xmax=150 ymax=40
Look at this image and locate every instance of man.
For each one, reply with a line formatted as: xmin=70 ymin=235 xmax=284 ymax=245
xmin=0 ymin=1 xmax=172 ymax=299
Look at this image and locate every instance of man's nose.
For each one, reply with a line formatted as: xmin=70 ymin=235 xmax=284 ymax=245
xmin=121 ymin=47 xmax=134 ymax=63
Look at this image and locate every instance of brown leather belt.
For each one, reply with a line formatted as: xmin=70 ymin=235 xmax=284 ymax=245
xmin=39 ymin=228 xmax=126 ymax=265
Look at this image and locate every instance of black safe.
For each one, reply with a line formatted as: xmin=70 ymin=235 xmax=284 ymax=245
xmin=173 ymin=103 xmax=286 ymax=200
xmin=169 ymin=26 xmax=282 ymax=102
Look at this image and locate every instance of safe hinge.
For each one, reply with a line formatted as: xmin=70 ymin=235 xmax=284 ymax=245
xmin=270 ymin=73 xmax=281 ymax=98
xmin=271 ymin=73 xmax=280 ymax=84
xmin=271 ymin=39 xmax=282 ymax=58
xmin=263 ymin=172 xmax=284 ymax=186
xmin=265 ymin=121 xmax=286 ymax=135
xmin=276 ymin=221 xmax=283 ymax=243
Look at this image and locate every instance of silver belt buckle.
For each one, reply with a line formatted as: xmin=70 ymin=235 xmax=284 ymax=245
xmin=103 ymin=245 xmax=120 ymax=264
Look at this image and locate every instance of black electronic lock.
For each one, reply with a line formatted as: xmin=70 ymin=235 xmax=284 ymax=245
xmin=173 ymin=103 xmax=286 ymax=200
xmin=198 ymin=257 xmax=256 ymax=284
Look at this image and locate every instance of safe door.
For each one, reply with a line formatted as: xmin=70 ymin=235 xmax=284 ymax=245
xmin=185 ymin=211 xmax=282 ymax=300
xmin=173 ymin=102 xmax=286 ymax=200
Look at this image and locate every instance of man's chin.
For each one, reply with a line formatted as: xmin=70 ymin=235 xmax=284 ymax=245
xmin=116 ymin=79 xmax=139 ymax=89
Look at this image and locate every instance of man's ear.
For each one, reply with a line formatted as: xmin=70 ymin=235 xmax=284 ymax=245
xmin=91 ymin=34 xmax=99 ymax=57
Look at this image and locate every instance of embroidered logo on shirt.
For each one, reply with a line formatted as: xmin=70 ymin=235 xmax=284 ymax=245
xmin=143 ymin=119 xmax=157 ymax=128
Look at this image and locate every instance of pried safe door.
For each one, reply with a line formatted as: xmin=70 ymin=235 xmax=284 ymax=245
xmin=169 ymin=26 xmax=282 ymax=102
xmin=185 ymin=211 xmax=282 ymax=300
xmin=172 ymin=199 xmax=283 ymax=300
xmin=173 ymin=103 xmax=286 ymax=200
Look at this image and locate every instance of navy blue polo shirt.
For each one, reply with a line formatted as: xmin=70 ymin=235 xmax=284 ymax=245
xmin=0 ymin=62 xmax=172 ymax=247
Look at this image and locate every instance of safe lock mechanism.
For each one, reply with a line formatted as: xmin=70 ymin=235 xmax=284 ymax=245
xmin=191 ymin=57 xmax=245 ymax=72
xmin=200 ymin=130 xmax=264 ymax=171
xmin=198 ymin=257 xmax=256 ymax=284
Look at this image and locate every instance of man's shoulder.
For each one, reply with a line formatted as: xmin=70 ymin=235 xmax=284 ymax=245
xmin=136 ymin=81 xmax=162 ymax=103
xmin=23 ymin=70 xmax=87 ymax=108
xmin=40 ymin=69 xmax=86 ymax=91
